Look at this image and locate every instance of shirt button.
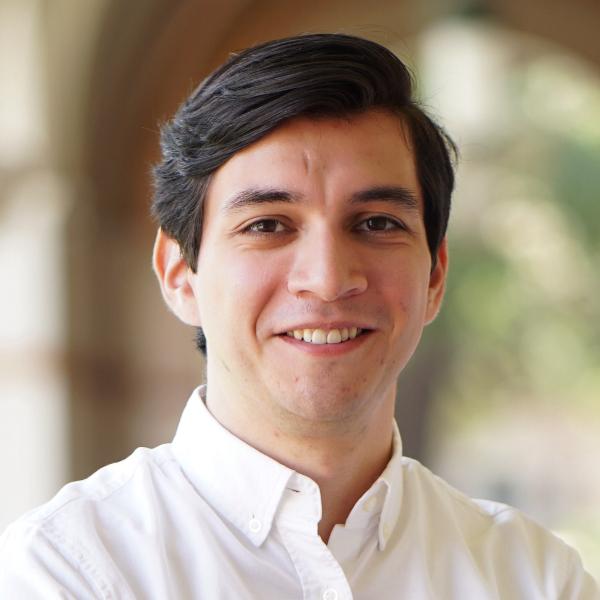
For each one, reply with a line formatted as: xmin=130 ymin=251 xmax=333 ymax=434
xmin=248 ymin=517 xmax=262 ymax=533
xmin=322 ymin=589 xmax=338 ymax=600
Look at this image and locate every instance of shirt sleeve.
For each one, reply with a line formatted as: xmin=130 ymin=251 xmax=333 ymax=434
xmin=0 ymin=520 xmax=101 ymax=599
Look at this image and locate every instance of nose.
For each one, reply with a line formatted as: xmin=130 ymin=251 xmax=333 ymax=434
xmin=287 ymin=227 xmax=368 ymax=302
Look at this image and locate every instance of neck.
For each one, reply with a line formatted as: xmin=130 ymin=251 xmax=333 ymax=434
xmin=307 ymin=429 xmax=394 ymax=542
xmin=205 ymin=380 xmax=396 ymax=543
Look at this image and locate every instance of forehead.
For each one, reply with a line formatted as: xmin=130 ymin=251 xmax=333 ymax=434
xmin=205 ymin=109 xmax=420 ymax=212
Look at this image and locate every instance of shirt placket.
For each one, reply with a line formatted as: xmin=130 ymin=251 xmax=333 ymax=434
xmin=276 ymin=479 xmax=354 ymax=600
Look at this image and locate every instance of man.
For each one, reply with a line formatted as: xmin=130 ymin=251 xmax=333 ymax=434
xmin=0 ymin=33 xmax=597 ymax=599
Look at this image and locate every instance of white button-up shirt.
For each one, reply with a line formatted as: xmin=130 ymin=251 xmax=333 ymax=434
xmin=1 ymin=387 xmax=598 ymax=599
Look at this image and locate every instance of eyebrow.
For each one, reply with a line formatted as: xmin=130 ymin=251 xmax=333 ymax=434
xmin=350 ymin=185 xmax=420 ymax=211
xmin=221 ymin=185 xmax=420 ymax=213
xmin=222 ymin=188 xmax=301 ymax=213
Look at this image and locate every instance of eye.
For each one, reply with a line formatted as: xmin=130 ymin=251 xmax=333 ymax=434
xmin=356 ymin=216 xmax=404 ymax=232
xmin=243 ymin=218 xmax=288 ymax=234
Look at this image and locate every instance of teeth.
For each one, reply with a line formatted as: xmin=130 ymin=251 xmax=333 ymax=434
xmin=312 ymin=329 xmax=326 ymax=344
xmin=286 ymin=327 xmax=364 ymax=344
xmin=327 ymin=330 xmax=342 ymax=344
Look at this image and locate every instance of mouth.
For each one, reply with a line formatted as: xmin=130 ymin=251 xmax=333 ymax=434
xmin=280 ymin=326 xmax=370 ymax=345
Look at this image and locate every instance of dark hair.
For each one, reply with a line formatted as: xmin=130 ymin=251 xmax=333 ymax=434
xmin=152 ymin=33 xmax=457 ymax=355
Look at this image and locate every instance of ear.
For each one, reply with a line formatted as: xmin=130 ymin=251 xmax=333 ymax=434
xmin=424 ymin=237 xmax=449 ymax=325
xmin=152 ymin=228 xmax=202 ymax=326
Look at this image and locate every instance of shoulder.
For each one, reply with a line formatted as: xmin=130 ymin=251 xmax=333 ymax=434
xmin=0 ymin=444 xmax=177 ymax=598
xmin=401 ymin=454 xmax=549 ymax=531
xmin=4 ymin=444 xmax=177 ymax=536
xmin=400 ymin=457 xmax=599 ymax=598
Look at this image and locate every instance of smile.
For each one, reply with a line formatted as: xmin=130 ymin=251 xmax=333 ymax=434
xmin=285 ymin=327 xmax=364 ymax=345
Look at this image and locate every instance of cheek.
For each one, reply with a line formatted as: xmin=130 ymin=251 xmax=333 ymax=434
xmin=378 ymin=260 xmax=429 ymax=308
xmin=230 ymin=255 xmax=282 ymax=306
xmin=200 ymin=251 xmax=283 ymax=334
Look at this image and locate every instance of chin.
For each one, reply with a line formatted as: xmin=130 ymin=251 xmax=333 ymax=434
xmin=275 ymin=382 xmax=374 ymax=429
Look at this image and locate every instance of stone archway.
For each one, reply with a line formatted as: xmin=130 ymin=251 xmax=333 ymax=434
xmin=62 ymin=0 xmax=600 ymax=477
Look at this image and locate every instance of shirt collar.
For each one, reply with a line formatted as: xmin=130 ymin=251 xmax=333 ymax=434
xmin=171 ymin=386 xmax=294 ymax=547
xmin=171 ymin=386 xmax=404 ymax=551
xmin=336 ymin=421 xmax=404 ymax=550
xmin=376 ymin=421 xmax=404 ymax=550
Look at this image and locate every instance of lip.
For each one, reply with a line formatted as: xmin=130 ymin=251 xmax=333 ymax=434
xmin=276 ymin=322 xmax=375 ymax=334
xmin=276 ymin=329 xmax=373 ymax=356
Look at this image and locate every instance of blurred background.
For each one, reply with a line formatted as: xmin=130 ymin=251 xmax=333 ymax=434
xmin=1 ymin=0 xmax=599 ymax=580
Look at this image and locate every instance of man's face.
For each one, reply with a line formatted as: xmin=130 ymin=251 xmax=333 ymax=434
xmin=172 ymin=109 xmax=447 ymax=433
